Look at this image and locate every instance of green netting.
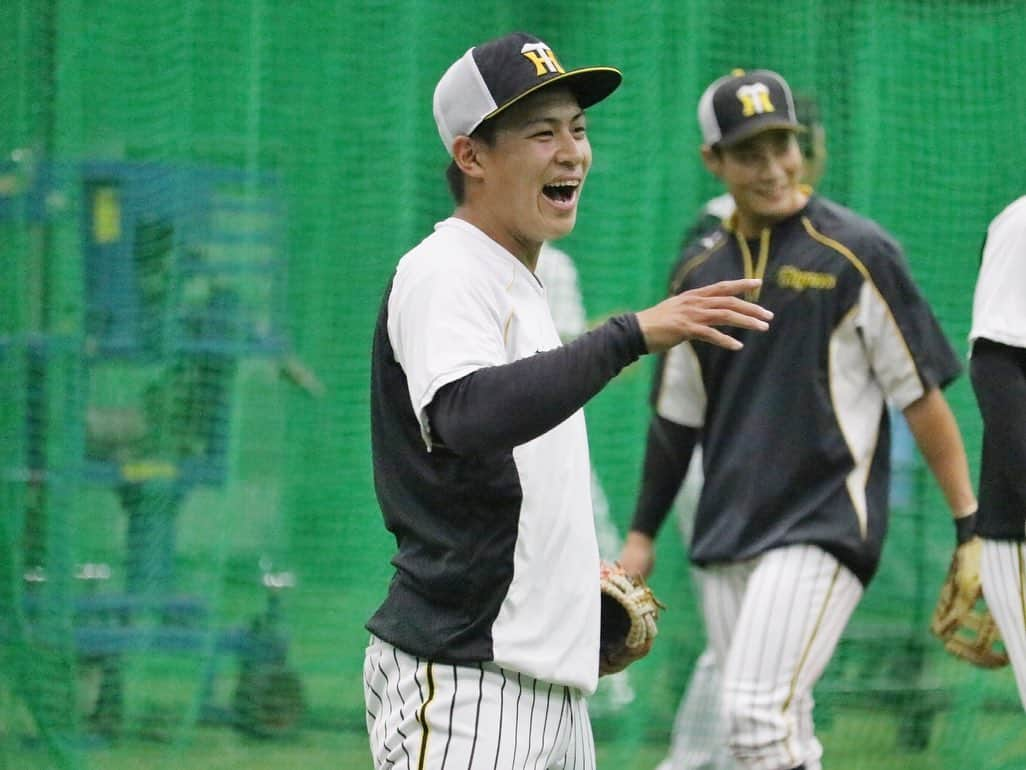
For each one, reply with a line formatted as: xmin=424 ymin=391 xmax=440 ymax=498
xmin=3 ymin=1 xmax=1026 ymax=769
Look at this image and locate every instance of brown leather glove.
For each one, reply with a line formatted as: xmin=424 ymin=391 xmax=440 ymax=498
xmin=930 ymin=536 xmax=1009 ymax=669
xmin=598 ymin=561 xmax=665 ymax=676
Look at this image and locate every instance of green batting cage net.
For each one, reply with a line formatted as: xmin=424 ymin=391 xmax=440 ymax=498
xmin=2 ymin=1 xmax=1025 ymax=769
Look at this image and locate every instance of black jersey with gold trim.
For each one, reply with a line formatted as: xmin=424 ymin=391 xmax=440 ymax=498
xmin=655 ymin=195 xmax=960 ymax=585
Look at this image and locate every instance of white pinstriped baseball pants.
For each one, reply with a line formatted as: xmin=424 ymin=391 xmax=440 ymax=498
xmin=364 ymin=635 xmax=595 ymax=770
xmin=695 ymin=544 xmax=863 ymax=770
xmin=980 ymin=538 xmax=1026 ymax=710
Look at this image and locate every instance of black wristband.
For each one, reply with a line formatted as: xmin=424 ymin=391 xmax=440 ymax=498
xmin=955 ymin=512 xmax=977 ymax=545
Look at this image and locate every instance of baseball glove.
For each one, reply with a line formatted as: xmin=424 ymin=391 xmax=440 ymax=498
xmin=598 ymin=561 xmax=664 ymax=676
xmin=930 ymin=536 xmax=1009 ymax=669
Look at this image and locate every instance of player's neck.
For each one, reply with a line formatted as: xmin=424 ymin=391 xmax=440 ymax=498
xmin=453 ymin=206 xmax=542 ymax=271
xmin=734 ymin=212 xmax=779 ymax=239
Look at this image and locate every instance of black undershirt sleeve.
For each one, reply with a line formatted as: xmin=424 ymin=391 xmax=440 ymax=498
xmin=427 ymin=313 xmax=647 ymax=455
xmin=629 ymin=415 xmax=699 ymax=538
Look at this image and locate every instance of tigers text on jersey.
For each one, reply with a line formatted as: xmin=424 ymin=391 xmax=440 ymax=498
xmin=657 ymin=196 xmax=960 ymax=585
xmin=368 ymin=218 xmax=601 ymax=694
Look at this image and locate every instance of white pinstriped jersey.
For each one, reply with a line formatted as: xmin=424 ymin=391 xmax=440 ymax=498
xmin=658 ymin=196 xmax=961 ymax=585
xmin=368 ymin=218 xmax=601 ymax=694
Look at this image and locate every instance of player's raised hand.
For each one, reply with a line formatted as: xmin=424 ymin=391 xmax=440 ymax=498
xmin=635 ymin=278 xmax=772 ymax=353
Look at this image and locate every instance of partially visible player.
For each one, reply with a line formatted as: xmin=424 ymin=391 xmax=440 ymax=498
xmin=655 ymin=91 xmax=828 ymax=770
xmin=364 ymin=35 xmax=773 ymax=770
xmin=969 ymin=194 xmax=1026 ymax=708
xmin=619 ymin=68 xmax=977 ymax=770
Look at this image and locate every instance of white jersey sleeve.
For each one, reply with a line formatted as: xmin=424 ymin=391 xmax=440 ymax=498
xmin=971 ymin=194 xmax=1026 ymax=348
xmin=388 ymin=220 xmax=549 ymax=449
xmin=654 ymin=341 xmax=706 ymax=427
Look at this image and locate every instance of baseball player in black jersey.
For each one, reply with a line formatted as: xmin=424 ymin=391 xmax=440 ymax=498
xmin=656 ymin=93 xmax=829 ymax=770
xmin=364 ymin=35 xmax=774 ymax=770
xmin=969 ymin=194 xmax=1026 ymax=708
xmin=619 ymin=69 xmax=978 ymax=770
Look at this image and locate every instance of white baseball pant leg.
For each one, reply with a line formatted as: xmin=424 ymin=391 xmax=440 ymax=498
xmin=659 ymin=451 xmax=735 ymax=770
xmin=657 ymin=647 xmax=739 ymax=770
xmin=697 ymin=544 xmax=863 ymax=770
xmin=364 ymin=635 xmax=595 ymax=770
xmin=979 ymin=538 xmax=1026 ymax=709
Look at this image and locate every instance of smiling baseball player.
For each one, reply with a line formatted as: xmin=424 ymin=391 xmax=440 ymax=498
xmin=363 ymin=36 xmax=773 ymax=770
xmin=619 ymin=68 xmax=977 ymax=770
xmin=656 ymin=90 xmax=830 ymax=770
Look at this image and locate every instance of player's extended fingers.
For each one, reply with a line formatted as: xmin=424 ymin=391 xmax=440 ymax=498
xmin=687 ymin=326 xmax=745 ymax=351
xmin=688 ymin=277 xmax=763 ymax=296
xmin=636 ymin=286 xmax=771 ymax=353
xmin=688 ymin=277 xmax=772 ymax=314
xmin=698 ymin=298 xmax=774 ymax=331
xmin=680 ymin=281 xmax=773 ymax=327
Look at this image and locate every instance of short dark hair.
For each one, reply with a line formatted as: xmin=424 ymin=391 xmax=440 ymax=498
xmin=445 ymin=117 xmax=500 ymax=203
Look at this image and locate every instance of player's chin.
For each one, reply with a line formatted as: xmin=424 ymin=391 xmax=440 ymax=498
xmin=757 ymin=189 xmax=802 ymax=217
xmin=538 ymin=209 xmax=578 ymax=240
xmin=550 ymin=221 xmax=576 ymax=241
xmin=749 ymin=201 xmax=794 ymax=224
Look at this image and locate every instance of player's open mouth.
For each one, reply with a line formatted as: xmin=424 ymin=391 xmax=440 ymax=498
xmin=542 ymin=179 xmax=580 ymax=207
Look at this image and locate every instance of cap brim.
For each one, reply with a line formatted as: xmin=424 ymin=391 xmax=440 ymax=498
xmin=481 ymin=66 xmax=622 ymax=124
xmin=716 ymin=116 xmax=807 ymax=148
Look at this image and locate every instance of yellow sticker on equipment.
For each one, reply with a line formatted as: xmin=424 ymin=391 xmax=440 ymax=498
xmin=92 ymin=186 xmax=121 ymax=243
xmin=120 ymin=460 xmax=178 ymax=482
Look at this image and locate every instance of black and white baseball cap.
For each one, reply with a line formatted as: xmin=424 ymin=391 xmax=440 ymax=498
xmin=433 ymin=32 xmax=622 ymax=155
xmin=697 ymin=69 xmax=805 ymax=148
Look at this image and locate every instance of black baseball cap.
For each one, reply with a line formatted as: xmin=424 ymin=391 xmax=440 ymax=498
xmin=697 ymin=68 xmax=805 ymax=148
xmin=433 ymin=32 xmax=622 ymax=156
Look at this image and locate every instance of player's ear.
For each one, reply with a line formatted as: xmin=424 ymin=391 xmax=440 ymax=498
xmin=700 ymin=144 xmax=722 ymax=177
xmin=452 ymin=135 xmax=486 ymax=181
